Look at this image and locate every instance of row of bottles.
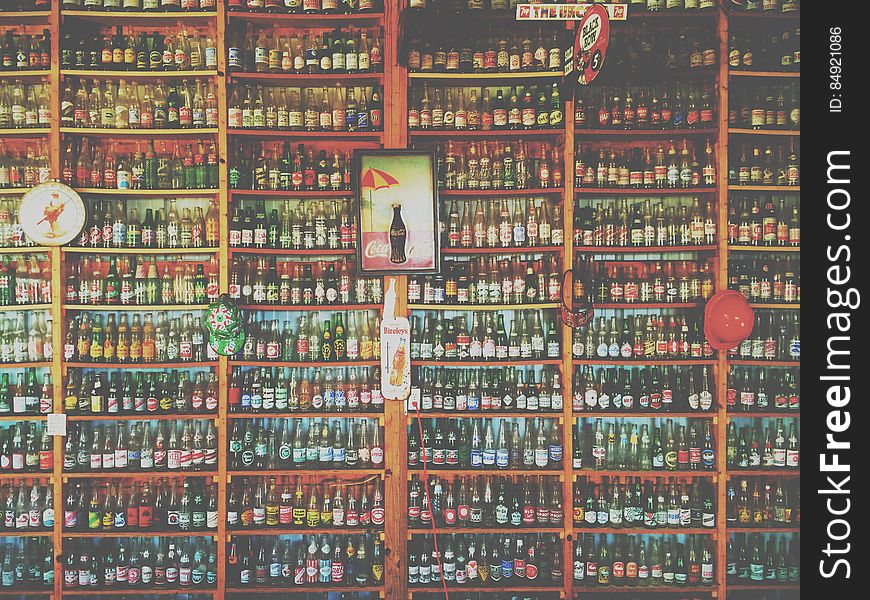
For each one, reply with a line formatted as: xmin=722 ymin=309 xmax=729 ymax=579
xmin=0 ymin=422 xmax=52 ymax=473
xmin=62 ymin=78 xmax=219 ymax=130
xmin=0 ymin=478 xmax=53 ymax=531
xmin=725 ymin=311 xmax=799 ymax=361
xmin=79 ymin=199 xmax=219 ymax=248
xmin=573 ymin=476 xmax=715 ymax=529
xmin=574 ymin=258 xmax=715 ymax=304
xmin=0 ymin=368 xmax=52 ymax=415
xmin=729 ymin=83 xmax=800 ymax=130
xmin=406 ymin=28 xmax=562 ymax=73
xmin=728 ymin=256 xmax=799 ymax=304
xmin=63 ymin=312 xmax=211 ymax=364
xmin=0 ymin=141 xmax=50 ymax=189
xmin=62 ymin=138 xmax=219 ymax=190
xmin=228 ymin=0 xmax=382 ymax=13
xmin=726 ymin=533 xmax=799 ymax=583
xmin=229 ymin=200 xmax=357 ymax=250
xmin=727 ymin=196 xmax=800 ymax=246
xmin=409 ymin=533 xmax=563 ymax=586
xmin=599 ymin=25 xmax=718 ymax=72
xmin=231 ymin=25 xmax=382 ymax=74
xmin=727 ymin=477 xmax=799 ymax=527
xmin=441 ymin=199 xmax=563 ymax=251
xmin=572 ymin=534 xmax=716 ymax=587
xmin=0 ymin=80 xmax=50 ymax=129
xmin=575 ymin=140 xmax=717 ymax=189
xmin=728 ymin=28 xmax=800 ymax=72
xmin=235 ymin=310 xmax=381 ymax=363
xmin=572 ymin=365 xmax=714 ymax=413
xmin=0 ymin=198 xmax=34 ymax=246
xmin=408 ymin=474 xmax=563 ymax=528
xmin=573 ymin=198 xmax=717 ymax=248
xmin=62 ymin=419 xmax=219 ymax=472
xmin=3 ymin=0 xmax=51 ymax=11
xmin=0 ymin=311 xmax=52 ymax=364
xmin=731 ymin=0 xmax=799 ymax=12
xmin=407 ymin=417 xmax=563 ymax=470
xmin=408 ymin=83 xmax=563 ymax=131
xmin=63 ymin=477 xmax=218 ymax=531
xmin=64 ymin=368 xmax=218 ymax=414
xmin=411 ymin=256 xmax=562 ymax=305
xmin=726 ymin=366 xmax=799 ymax=412
xmin=227 ymin=417 xmax=384 ymax=470
xmin=0 ymin=30 xmax=51 ymax=72
xmin=227 ymin=534 xmax=383 ymax=587
xmin=227 ymin=476 xmax=384 ymax=529
xmin=229 ymin=365 xmax=384 ymax=413
xmin=228 ymin=83 xmax=384 ymax=132
xmin=725 ymin=418 xmax=799 ymax=470
xmin=435 ymin=141 xmax=562 ymax=191
xmin=231 ymin=142 xmax=356 ymax=191
xmin=729 ymin=140 xmax=800 ymax=187
xmin=414 ymin=366 xmax=563 ymax=413
xmin=0 ymin=254 xmax=51 ymax=306
xmin=0 ymin=537 xmax=52 ymax=589
xmin=571 ymin=313 xmax=714 ymax=361
xmin=573 ymin=418 xmax=716 ymax=472
xmin=61 ymin=0 xmax=216 ymax=11
xmin=66 ymin=256 xmax=219 ymax=306
xmin=230 ymin=257 xmax=379 ymax=305
xmin=61 ymin=26 xmax=218 ymax=72
xmin=576 ymin=83 xmax=716 ymax=131
xmin=410 ymin=309 xmax=561 ymax=362
xmin=63 ymin=537 xmax=217 ymax=589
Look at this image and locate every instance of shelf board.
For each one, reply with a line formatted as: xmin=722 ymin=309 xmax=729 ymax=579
xmin=728 ymin=185 xmax=800 ymax=192
xmin=64 ymin=361 xmax=216 ymax=369
xmin=0 ymin=471 xmax=51 ymax=479
xmin=728 ymin=128 xmax=800 ymax=136
xmin=575 ymin=187 xmax=716 ymax=195
xmin=574 ymin=470 xmax=715 ymax=479
xmin=729 ymin=245 xmax=800 ymax=253
xmin=62 ymin=9 xmax=218 ymax=22
xmin=62 ymin=246 xmax=220 ymax=254
xmin=0 ymin=246 xmax=50 ymax=254
xmin=591 ymin=302 xmax=703 ymax=309
xmin=229 ymin=189 xmax=354 ymax=198
xmin=0 ymin=10 xmax=49 ymax=21
xmin=439 ymin=187 xmax=563 ymax=197
xmin=572 ymin=527 xmax=713 ymax=535
xmin=61 ymin=126 xmax=218 ymax=136
xmin=74 ymin=187 xmax=219 ymax=196
xmin=408 ymin=411 xmax=561 ymax=420
xmin=61 ymin=589 xmax=217 ymax=596
xmin=409 ymin=585 xmax=562 ymax=593
xmin=725 ymin=470 xmax=799 ymax=478
xmin=729 ymin=70 xmax=801 ymax=78
xmin=0 ymin=529 xmax=51 ymax=537
xmin=228 ymin=411 xmax=384 ymax=419
xmin=68 ymin=413 xmax=217 ymax=422
xmin=0 ymin=414 xmax=48 ymax=421
xmin=573 ymin=359 xmax=717 ymax=366
xmin=0 ymin=70 xmax=49 ymax=79
xmin=228 ymin=247 xmax=355 ymax=256
xmin=574 ymin=412 xmax=716 ymax=419
xmin=227 ymin=128 xmax=383 ymax=140
xmin=575 ymin=585 xmax=716 ymax=593
xmin=230 ymin=360 xmax=379 ymax=368
xmin=725 ymin=583 xmax=800 ymax=590
xmin=726 ymin=526 xmax=800 ymax=533
xmin=226 ymin=586 xmax=382 ymax=594
xmin=576 ymin=128 xmax=718 ymax=137
xmin=726 ymin=411 xmax=800 ymax=419
xmin=727 ymin=359 xmax=799 ymax=367
xmin=0 ymin=362 xmax=51 ymax=369
xmin=239 ymin=303 xmax=381 ymax=312
xmin=728 ymin=10 xmax=801 ymax=20
xmin=0 ymin=128 xmax=50 ymax=136
xmin=408 ymin=71 xmax=562 ymax=83
xmin=408 ymin=303 xmax=560 ymax=311
xmin=411 ymin=128 xmax=563 ymax=139
xmin=747 ymin=303 xmax=799 ymax=309
xmin=412 ymin=359 xmax=562 ymax=367
xmin=408 ymin=526 xmax=563 ymax=534
xmin=0 ymin=187 xmax=31 ymax=195
xmin=227 ymin=469 xmax=384 ymax=477
xmin=442 ymin=246 xmax=563 ymax=255
xmin=575 ymin=245 xmax=718 ymax=254
xmin=0 ymin=304 xmax=52 ymax=311
xmin=228 ymin=526 xmax=383 ymax=535
xmin=229 ymin=71 xmax=382 ymax=84
xmin=226 ymin=11 xmax=385 ymax=25
xmin=63 ymin=470 xmax=219 ymax=479
xmin=407 ymin=468 xmax=561 ymax=476
xmin=64 ymin=304 xmax=207 ymax=311
xmin=62 ymin=69 xmax=218 ymax=79
xmin=63 ymin=529 xmax=215 ymax=538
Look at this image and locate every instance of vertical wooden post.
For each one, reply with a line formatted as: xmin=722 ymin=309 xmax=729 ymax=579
xmin=716 ymin=5 xmax=731 ymax=600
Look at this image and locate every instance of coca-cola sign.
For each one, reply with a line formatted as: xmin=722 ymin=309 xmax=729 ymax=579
xmin=355 ymin=150 xmax=440 ymax=274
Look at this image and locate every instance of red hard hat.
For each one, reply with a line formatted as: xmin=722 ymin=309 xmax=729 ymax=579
xmin=704 ymin=290 xmax=755 ymax=351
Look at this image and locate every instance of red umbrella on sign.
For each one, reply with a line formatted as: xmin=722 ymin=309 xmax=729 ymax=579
xmin=359 ymin=167 xmax=400 ymax=213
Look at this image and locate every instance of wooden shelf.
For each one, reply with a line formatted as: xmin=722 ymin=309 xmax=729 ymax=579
xmin=226 ymin=11 xmax=385 ymax=25
xmin=230 ymin=360 xmax=379 ymax=368
xmin=0 ymin=70 xmax=49 ymax=79
xmin=63 ymin=470 xmax=219 ymax=479
xmin=228 ymin=128 xmax=383 ymax=140
xmin=408 ymin=411 xmax=561 ymax=420
xmin=729 ymin=245 xmax=800 ymax=252
xmin=0 ymin=246 xmax=50 ymax=254
xmin=728 ymin=185 xmax=800 ymax=192
xmin=62 ymin=9 xmax=218 ymax=22
xmin=727 ymin=359 xmax=799 ymax=367
xmin=229 ymin=71 xmax=382 ymax=84
xmin=0 ymin=414 xmax=48 ymax=421
xmin=229 ymin=189 xmax=354 ymax=198
xmin=411 ymin=128 xmax=564 ymax=139
xmin=572 ymin=527 xmax=713 ymax=535
xmin=410 ymin=585 xmax=562 ymax=593
xmin=64 ymin=304 xmax=208 ymax=311
xmin=62 ymin=246 xmax=220 ymax=254
xmin=747 ymin=303 xmax=799 ymax=309
xmin=239 ymin=303 xmax=381 ymax=311
xmin=407 ymin=468 xmax=561 ymax=476
xmin=67 ymin=413 xmax=217 ymax=422
xmin=576 ymin=128 xmax=718 ymax=137
xmin=74 ymin=187 xmax=219 ymax=196
xmin=729 ymin=70 xmax=801 ymax=78
xmin=728 ymin=128 xmax=800 ymax=136
xmin=228 ymin=411 xmax=383 ymax=419
xmin=61 ymin=589 xmax=217 ymax=596
xmin=62 ymin=69 xmax=219 ymax=79
xmin=228 ymin=527 xmax=382 ymax=535
xmin=226 ymin=586 xmax=382 ymax=594
xmin=591 ymin=302 xmax=703 ymax=309
xmin=0 ymin=10 xmax=49 ymax=21
xmin=0 ymin=471 xmax=52 ymax=479
xmin=63 ymin=530 xmax=215 ymax=538
xmin=726 ymin=412 xmax=800 ymax=419
xmin=439 ymin=187 xmax=563 ymax=197
xmin=408 ymin=303 xmax=560 ymax=311
xmin=0 ymin=362 xmax=51 ymax=369
xmin=725 ymin=583 xmax=800 ymax=590
xmin=575 ymin=245 xmax=718 ymax=253
xmin=442 ymin=246 xmax=563 ymax=255
xmin=408 ymin=526 xmax=563 ymax=534
xmin=575 ymin=586 xmax=716 ymax=593
xmin=0 ymin=187 xmax=32 ymax=194
xmin=0 ymin=128 xmax=50 ymax=136
xmin=408 ymin=71 xmax=562 ymax=83
xmin=725 ymin=470 xmax=799 ymax=478
xmin=0 ymin=304 xmax=52 ymax=311
xmin=575 ymin=187 xmax=716 ymax=195
xmin=412 ymin=359 xmax=562 ymax=367
xmin=574 ymin=412 xmax=716 ymax=419
xmin=227 ymin=469 xmax=384 ymax=477
xmin=728 ymin=10 xmax=801 ymax=20
xmin=61 ymin=126 xmax=219 ymax=136
xmin=574 ymin=470 xmax=716 ymax=479
xmin=726 ymin=526 xmax=800 ymax=533
xmin=573 ymin=359 xmax=717 ymax=366
xmin=228 ymin=247 xmax=355 ymax=256
xmin=64 ymin=361 xmax=216 ymax=369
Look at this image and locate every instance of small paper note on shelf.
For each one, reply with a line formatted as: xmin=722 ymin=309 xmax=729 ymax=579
xmin=405 ymin=388 xmax=421 ymax=415
xmin=47 ymin=413 xmax=67 ymax=437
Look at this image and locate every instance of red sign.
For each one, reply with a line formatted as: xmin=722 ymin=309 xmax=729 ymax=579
xmin=574 ymin=3 xmax=610 ymax=85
